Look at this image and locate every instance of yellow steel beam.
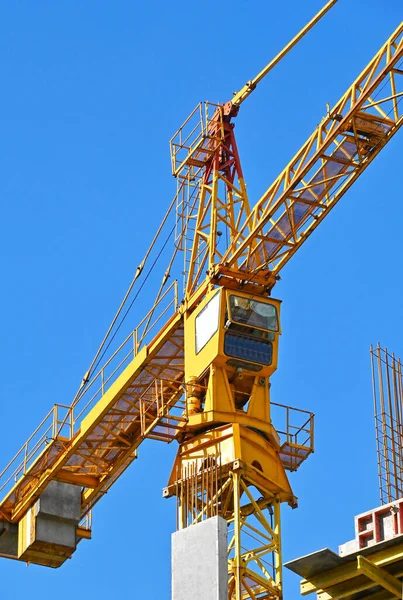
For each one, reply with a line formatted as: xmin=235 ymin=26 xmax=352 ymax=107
xmin=231 ymin=0 xmax=338 ymax=109
xmin=300 ymin=544 xmax=403 ymax=595
xmin=55 ymin=471 xmax=99 ymax=488
xmin=317 ymin=564 xmax=403 ymax=599
xmin=0 ymin=311 xmax=184 ymax=523
xmin=171 ymin=436 xmax=284 ymax=596
xmin=354 ymin=591 xmax=397 ymax=600
xmin=223 ymin=22 xmax=403 ymax=280
xmin=320 ymin=591 xmax=392 ymax=600
xmin=357 ymin=555 xmax=401 ymax=598
xmin=76 ymin=526 xmax=92 ymax=540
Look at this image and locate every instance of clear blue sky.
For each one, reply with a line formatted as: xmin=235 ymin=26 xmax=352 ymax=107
xmin=0 ymin=1 xmax=402 ymax=598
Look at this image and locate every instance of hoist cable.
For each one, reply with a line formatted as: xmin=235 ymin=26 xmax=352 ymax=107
xmin=87 ymin=221 xmax=176 ymax=382
xmin=73 ymin=187 xmax=181 ymax=403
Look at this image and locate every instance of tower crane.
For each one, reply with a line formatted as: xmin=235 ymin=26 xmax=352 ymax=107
xmin=0 ymin=2 xmax=403 ymax=599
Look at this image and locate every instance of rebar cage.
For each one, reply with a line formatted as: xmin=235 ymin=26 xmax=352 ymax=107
xmin=371 ymin=343 xmax=403 ymax=505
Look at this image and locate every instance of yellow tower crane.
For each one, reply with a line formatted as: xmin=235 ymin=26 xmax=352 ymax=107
xmin=0 ymin=3 xmax=403 ymax=599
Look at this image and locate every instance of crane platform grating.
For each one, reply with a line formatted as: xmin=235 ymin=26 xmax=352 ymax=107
xmin=0 ymin=312 xmax=185 ymax=524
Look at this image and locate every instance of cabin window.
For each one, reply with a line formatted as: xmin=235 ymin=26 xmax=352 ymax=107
xmin=195 ymin=291 xmax=220 ymax=354
xmin=228 ymin=295 xmax=278 ymax=332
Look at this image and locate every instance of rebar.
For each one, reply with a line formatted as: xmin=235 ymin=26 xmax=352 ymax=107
xmin=371 ymin=343 xmax=403 ymax=504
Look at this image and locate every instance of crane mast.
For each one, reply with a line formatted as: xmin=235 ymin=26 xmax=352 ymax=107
xmin=0 ymin=4 xmax=402 ymax=599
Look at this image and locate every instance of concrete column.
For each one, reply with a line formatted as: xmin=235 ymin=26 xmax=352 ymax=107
xmin=172 ymin=516 xmax=228 ymax=600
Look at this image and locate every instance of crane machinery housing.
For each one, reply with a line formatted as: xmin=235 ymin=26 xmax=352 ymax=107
xmin=0 ymin=2 xmax=403 ymax=599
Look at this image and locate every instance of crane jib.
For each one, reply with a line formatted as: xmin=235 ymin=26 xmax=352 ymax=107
xmin=0 ymin=8 xmax=402 ymax=595
xmin=222 ymin=24 xmax=403 ymax=280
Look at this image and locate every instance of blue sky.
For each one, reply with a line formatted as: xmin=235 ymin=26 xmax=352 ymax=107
xmin=0 ymin=1 xmax=402 ymax=598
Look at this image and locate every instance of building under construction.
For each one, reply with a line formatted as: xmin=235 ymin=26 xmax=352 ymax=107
xmin=287 ymin=345 xmax=403 ymax=599
xmin=0 ymin=1 xmax=403 ymax=599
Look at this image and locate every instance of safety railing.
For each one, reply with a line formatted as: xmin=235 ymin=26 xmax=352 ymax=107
xmin=0 ymin=281 xmax=179 ymax=500
xmin=76 ymin=511 xmax=92 ymax=540
xmin=73 ymin=279 xmax=179 ymax=424
xmin=139 ymin=378 xmax=186 ymax=442
xmin=271 ymin=402 xmax=314 ymax=472
xmin=170 ymin=102 xmax=222 ymax=178
xmin=0 ymin=404 xmax=73 ymax=498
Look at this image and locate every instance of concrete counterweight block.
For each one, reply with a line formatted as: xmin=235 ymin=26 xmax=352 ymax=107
xmin=0 ymin=521 xmax=18 ymax=558
xmin=172 ymin=516 xmax=228 ymax=600
xmin=18 ymin=481 xmax=81 ymax=568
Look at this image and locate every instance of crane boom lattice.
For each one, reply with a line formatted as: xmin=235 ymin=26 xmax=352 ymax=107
xmin=223 ymin=24 xmax=403 ymax=278
xmin=0 ymin=5 xmax=402 ymax=600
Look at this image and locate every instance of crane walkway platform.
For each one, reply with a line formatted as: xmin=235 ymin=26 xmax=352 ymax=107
xmin=0 ymin=290 xmax=185 ymax=526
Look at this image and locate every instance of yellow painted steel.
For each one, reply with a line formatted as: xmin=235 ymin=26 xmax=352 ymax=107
xmin=0 ymin=5 xmax=402 ymax=598
xmin=300 ymin=543 xmax=403 ymax=597
xmin=221 ymin=24 xmax=403 ymax=280
xmin=165 ymin=424 xmax=291 ymax=599
xmin=166 ymin=283 xmax=310 ymax=596
xmin=171 ymin=21 xmax=403 ymax=299
xmin=357 ymin=555 xmax=401 ymax=598
xmin=230 ymin=1 xmax=338 ymax=111
xmin=0 ymin=291 xmax=184 ymax=524
xmin=180 ymin=114 xmax=255 ymax=298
